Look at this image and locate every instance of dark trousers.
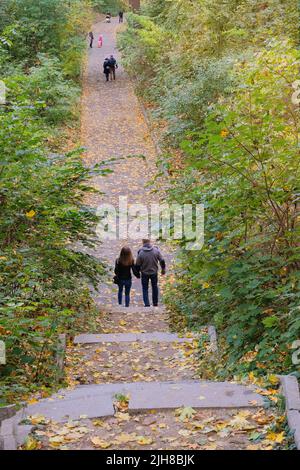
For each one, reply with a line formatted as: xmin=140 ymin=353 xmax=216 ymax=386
xmin=90 ymin=39 xmax=93 ymax=48
xmin=118 ymin=279 xmax=132 ymax=307
xmin=110 ymin=67 xmax=116 ymax=80
xmin=142 ymin=273 xmax=158 ymax=307
xmin=105 ymin=72 xmax=110 ymax=82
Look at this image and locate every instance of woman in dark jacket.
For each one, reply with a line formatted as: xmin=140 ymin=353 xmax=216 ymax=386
xmin=115 ymin=246 xmax=139 ymax=307
xmin=103 ymin=57 xmax=110 ymax=82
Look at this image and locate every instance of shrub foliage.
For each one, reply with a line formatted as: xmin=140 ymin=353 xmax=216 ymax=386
xmin=0 ymin=0 xmax=110 ymax=404
xmin=119 ymin=0 xmax=300 ymax=377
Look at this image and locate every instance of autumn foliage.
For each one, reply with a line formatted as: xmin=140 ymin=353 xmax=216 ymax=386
xmin=119 ymin=0 xmax=300 ymax=377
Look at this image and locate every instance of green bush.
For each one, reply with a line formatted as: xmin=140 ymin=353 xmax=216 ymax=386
xmin=120 ymin=0 xmax=300 ymax=378
xmin=0 ymin=0 xmax=108 ymax=404
xmin=165 ymin=41 xmax=300 ymax=376
xmin=0 ymin=86 xmax=109 ymax=402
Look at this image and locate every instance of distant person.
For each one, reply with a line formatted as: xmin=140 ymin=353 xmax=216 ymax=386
xmin=88 ymin=31 xmax=94 ymax=48
xmin=136 ymin=239 xmax=166 ymax=307
xmin=103 ymin=57 xmax=111 ymax=82
xmin=105 ymin=12 xmax=111 ymax=23
xmin=119 ymin=11 xmax=124 ymax=23
xmin=108 ymin=55 xmax=118 ymax=81
xmin=114 ymin=247 xmax=139 ymax=307
xmin=98 ymin=34 xmax=103 ymax=48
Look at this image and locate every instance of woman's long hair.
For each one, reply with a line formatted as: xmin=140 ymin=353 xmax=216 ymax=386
xmin=118 ymin=246 xmax=134 ymax=266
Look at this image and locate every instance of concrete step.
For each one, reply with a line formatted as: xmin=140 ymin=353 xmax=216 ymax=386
xmin=74 ymin=332 xmax=195 ymax=345
xmin=100 ymin=305 xmax=167 ymax=315
xmin=0 ymin=409 xmax=33 ymax=450
xmin=24 ymin=380 xmax=265 ymax=423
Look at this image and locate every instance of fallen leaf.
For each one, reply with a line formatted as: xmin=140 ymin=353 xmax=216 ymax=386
xmin=24 ymin=436 xmax=39 ymax=450
xmin=115 ymin=433 xmax=137 ymax=444
xmin=266 ymin=431 xmax=285 ymax=444
xmin=26 ymin=210 xmax=36 ymax=219
xmin=178 ymin=429 xmax=191 ymax=437
xmin=205 ymin=442 xmax=217 ymax=450
xmin=91 ymin=437 xmax=111 ymax=449
xmin=137 ymin=436 xmax=153 ymax=445
xmin=115 ymin=412 xmax=130 ymax=422
xmin=247 ymin=444 xmax=261 ymax=450
xmin=49 ymin=436 xmax=65 ymax=447
xmin=268 ymin=375 xmax=280 ymax=385
xmin=177 ymin=406 xmax=196 ymax=421
xmin=30 ymin=414 xmax=47 ymax=425
xmin=27 ymin=399 xmax=38 ymax=405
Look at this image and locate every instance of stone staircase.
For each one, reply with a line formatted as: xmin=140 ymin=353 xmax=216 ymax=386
xmin=23 ymin=380 xmax=264 ymax=424
xmin=1 ymin=305 xmax=268 ymax=449
xmin=23 ymin=305 xmax=265 ymax=424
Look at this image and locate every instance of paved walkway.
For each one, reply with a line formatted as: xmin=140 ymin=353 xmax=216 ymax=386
xmin=18 ymin=18 xmax=279 ymax=451
xmin=80 ymin=16 xmax=170 ymax=310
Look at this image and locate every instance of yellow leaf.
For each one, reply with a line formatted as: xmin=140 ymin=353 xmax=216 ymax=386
xmin=115 ymin=433 xmax=137 ymax=444
xmin=220 ymin=129 xmax=229 ymax=138
xmin=256 ymin=388 xmax=278 ymax=397
xmin=24 ymin=436 xmax=39 ymax=450
xmin=26 ymin=210 xmax=36 ymax=219
xmin=115 ymin=412 xmax=130 ymax=422
xmin=247 ymin=444 xmax=260 ymax=450
xmin=30 ymin=414 xmax=47 ymax=425
xmin=192 ymin=421 xmax=204 ymax=430
xmin=267 ymin=431 xmax=285 ymax=443
xmin=184 ymin=349 xmax=194 ymax=357
xmin=158 ymin=423 xmax=167 ymax=429
xmin=137 ymin=436 xmax=153 ymax=445
xmin=229 ymin=415 xmax=255 ymax=430
xmin=268 ymin=374 xmax=280 ymax=385
xmin=91 ymin=437 xmax=111 ymax=449
xmin=94 ymin=348 xmax=104 ymax=353
xmin=215 ymin=423 xmax=227 ymax=432
xmin=27 ymin=398 xmax=39 ymax=405
xmin=248 ymin=371 xmax=257 ymax=383
xmin=205 ymin=442 xmax=217 ymax=450
xmin=49 ymin=436 xmax=65 ymax=447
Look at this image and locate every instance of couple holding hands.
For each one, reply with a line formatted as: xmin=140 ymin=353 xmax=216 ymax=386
xmin=114 ymin=239 xmax=166 ymax=308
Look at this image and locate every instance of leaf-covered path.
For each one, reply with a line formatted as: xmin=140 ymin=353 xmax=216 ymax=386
xmin=21 ymin=18 xmax=281 ymax=451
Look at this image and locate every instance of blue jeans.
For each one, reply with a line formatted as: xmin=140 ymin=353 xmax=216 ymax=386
xmin=118 ymin=279 xmax=132 ymax=307
xmin=141 ymin=273 xmax=158 ymax=307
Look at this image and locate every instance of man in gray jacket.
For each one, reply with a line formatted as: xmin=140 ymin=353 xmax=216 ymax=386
xmin=136 ymin=239 xmax=166 ymax=307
